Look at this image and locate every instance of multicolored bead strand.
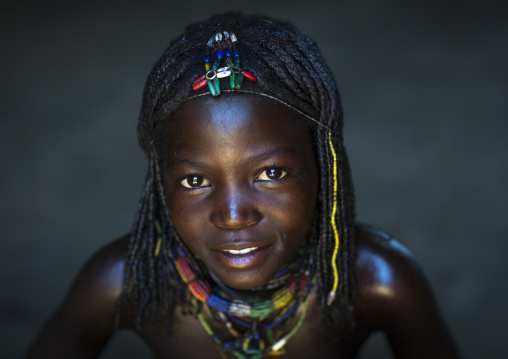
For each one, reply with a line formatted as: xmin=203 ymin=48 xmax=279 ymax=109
xmin=269 ymin=294 xmax=312 ymax=354
xmin=174 ymin=243 xmax=316 ymax=359
xmin=194 ymin=285 xmax=314 ymax=359
xmin=192 ymin=31 xmax=257 ymax=95
xmin=197 ymin=307 xmax=229 ymax=359
xmin=175 ymin=252 xmax=311 ymax=318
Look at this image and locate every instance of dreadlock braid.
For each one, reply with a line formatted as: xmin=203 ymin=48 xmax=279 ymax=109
xmin=120 ymin=12 xmax=356 ymax=328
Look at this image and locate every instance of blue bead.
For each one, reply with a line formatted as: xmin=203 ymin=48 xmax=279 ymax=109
xmin=207 ymin=294 xmax=229 ymax=312
xmin=216 ymin=51 xmax=224 ymax=59
xmin=204 ymin=55 xmax=211 ymax=63
xmin=234 ymin=51 xmax=239 ymax=58
xmin=226 ymin=50 xmax=232 ymax=57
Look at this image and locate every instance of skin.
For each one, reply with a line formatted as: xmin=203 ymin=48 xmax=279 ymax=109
xmin=163 ymin=94 xmax=318 ymax=290
xmin=26 ymin=94 xmax=460 ymax=359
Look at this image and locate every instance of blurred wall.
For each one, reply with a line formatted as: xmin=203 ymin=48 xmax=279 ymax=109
xmin=1 ymin=1 xmax=506 ymax=358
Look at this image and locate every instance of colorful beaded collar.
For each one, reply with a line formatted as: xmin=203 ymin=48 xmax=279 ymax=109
xmin=173 ymin=246 xmax=316 ymax=359
xmin=175 ymin=248 xmax=312 ymax=318
xmin=195 ymin=279 xmax=315 ymax=359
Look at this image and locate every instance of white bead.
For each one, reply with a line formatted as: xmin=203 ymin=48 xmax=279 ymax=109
xmin=271 ymin=339 xmax=287 ymax=351
xmin=327 ymin=291 xmax=336 ymax=305
xmin=216 ymin=67 xmax=232 ymax=78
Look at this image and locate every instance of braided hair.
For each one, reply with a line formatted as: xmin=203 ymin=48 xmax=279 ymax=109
xmin=120 ymin=12 xmax=356 ymax=329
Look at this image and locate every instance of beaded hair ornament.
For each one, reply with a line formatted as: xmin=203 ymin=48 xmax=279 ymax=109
xmin=177 ymin=30 xmax=342 ymax=359
xmin=192 ymin=32 xmax=257 ymax=96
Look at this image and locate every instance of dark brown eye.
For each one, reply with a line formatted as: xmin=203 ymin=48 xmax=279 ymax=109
xmin=256 ymin=168 xmax=287 ymax=181
xmin=180 ymin=175 xmax=210 ymax=189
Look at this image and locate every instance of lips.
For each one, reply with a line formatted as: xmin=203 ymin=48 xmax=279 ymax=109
xmin=211 ymin=243 xmax=273 ymax=270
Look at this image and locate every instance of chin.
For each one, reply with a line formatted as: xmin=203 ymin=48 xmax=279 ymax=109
xmin=213 ymin=268 xmax=276 ymax=290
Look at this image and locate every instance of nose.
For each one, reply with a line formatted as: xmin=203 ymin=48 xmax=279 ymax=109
xmin=209 ymin=188 xmax=262 ymax=230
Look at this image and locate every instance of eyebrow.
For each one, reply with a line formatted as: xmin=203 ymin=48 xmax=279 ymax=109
xmin=166 ymin=158 xmax=212 ymax=169
xmin=166 ymin=147 xmax=299 ymax=168
xmin=248 ymin=147 xmax=298 ymax=162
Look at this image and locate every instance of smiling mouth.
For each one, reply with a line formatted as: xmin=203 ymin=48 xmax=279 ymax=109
xmin=213 ymin=244 xmax=273 ymax=270
xmin=222 ymin=247 xmax=259 ymax=255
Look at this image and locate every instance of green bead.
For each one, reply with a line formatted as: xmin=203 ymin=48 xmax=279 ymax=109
xmin=250 ymin=300 xmax=273 ymax=317
xmin=235 ymin=57 xmax=240 ymax=67
xmin=207 ymin=79 xmax=217 ymax=96
xmin=213 ymin=58 xmax=221 ymax=70
xmin=230 ymin=71 xmax=236 ymax=89
xmin=266 ymin=329 xmax=274 ymax=341
xmin=230 ymin=67 xmax=241 ymax=89
xmin=235 ymin=72 xmax=244 ymax=89
xmin=213 ymin=77 xmax=221 ymax=95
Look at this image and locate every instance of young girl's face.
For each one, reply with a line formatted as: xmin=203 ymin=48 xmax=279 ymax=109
xmin=163 ymin=94 xmax=318 ymax=290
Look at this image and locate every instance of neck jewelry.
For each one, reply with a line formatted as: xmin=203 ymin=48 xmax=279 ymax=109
xmin=173 ymin=244 xmax=316 ymax=359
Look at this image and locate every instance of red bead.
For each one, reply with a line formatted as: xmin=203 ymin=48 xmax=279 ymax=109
xmin=242 ymin=70 xmax=257 ymax=81
xmin=189 ymin=279 xmax=212 ymax=302
xmin=193 ymin=79 xmax=207 ymax=90
xmin=289 ymin=279 xmax=298 ymax=294
xmin=299 ymin=274 xmax=308 ymax=291
xmin=176 ymin=257 xmax=196 ymax=282
xmin=181 ymin=265 xmax=196 ymax=282
xmin=193 ymin=74 xmax=206 ymax=84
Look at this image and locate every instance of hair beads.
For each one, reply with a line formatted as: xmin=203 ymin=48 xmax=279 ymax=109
xmin=192 ymin=31 xmax=257 ymax=95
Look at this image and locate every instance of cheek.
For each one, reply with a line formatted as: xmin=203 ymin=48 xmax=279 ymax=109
xmin=164 ymin=184 xmax=203 ymax=244
xmin=167 ymin=202 xmax=207 ymax=259
xmin=272 ymin=180 xmax=318 ymax=235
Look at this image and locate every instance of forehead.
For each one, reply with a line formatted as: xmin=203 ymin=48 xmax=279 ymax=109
xmin=165 ymin=94 xmax=313 ymax=152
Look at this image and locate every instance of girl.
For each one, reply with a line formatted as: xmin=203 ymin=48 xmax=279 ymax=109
xmin=26 ymin=13 xmax=459 ymax=359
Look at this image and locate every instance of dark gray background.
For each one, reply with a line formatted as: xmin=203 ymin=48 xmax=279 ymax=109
xmin=1 ymin=0 xmax=506 ymax=358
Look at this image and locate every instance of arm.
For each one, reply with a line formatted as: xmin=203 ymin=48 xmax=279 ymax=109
xmin=25 ymin=236 xmax=130 ymax=359
xmin=355 ymin=227 xmax=460 ymax=359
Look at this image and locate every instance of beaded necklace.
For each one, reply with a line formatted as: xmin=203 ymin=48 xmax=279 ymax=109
xmin=173 ymin=245 xmax=316 ymax=359
xmin=175 ymin=249 xmax=312 ymax=318
xmin=196 ymin=291 xmax=313 ymax=359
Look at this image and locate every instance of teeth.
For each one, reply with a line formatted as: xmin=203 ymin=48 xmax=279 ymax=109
xmin=223 ymin=247 xmax=258 ymax=255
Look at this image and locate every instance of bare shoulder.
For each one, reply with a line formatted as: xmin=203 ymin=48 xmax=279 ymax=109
xmin=26 ymin=235 xmax=132 ymax=359
xmin=354 ymin=224 xmax=426 ymax=309
xmin=67 ymin=234 xmax=129 ymax=316
xmin=74 ymin=234 xmax=129 ymax=297
xmin=353 ymin=224 xmax=460 ymax=358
